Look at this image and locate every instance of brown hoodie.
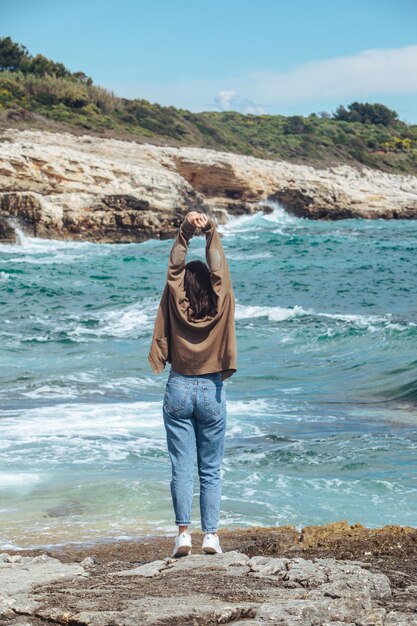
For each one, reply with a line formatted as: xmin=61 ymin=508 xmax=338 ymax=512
xmin=148 ymin=216 xmax=237 ymax=381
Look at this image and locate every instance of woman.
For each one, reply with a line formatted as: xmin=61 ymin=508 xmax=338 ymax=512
xmin=148 ymin=210 xmax=237 ymax=557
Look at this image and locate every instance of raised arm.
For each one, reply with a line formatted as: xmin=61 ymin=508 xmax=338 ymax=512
xmin=148 ymin=215 xmax=196 ymax=374
xmin=166 ymin=216 xmax=196 ymax=294
xmin=201 ymin=217 xmax=232 ymax=298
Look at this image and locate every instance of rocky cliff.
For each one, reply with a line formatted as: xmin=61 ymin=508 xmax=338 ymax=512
xmin=1 ymin=128 xmax=417 ymax=244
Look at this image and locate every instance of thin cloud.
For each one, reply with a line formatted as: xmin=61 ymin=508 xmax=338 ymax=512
xmin=241 ymin=44 xmax=417 ymax=105
xmin=107 ymin=45 xmax=417 ymax=111
xmin=214 ymin=90 xmax=264 ymax=114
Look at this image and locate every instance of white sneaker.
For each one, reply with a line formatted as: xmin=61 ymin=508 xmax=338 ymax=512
xmin=172 ymin=531 xmax=192 ymax=557
xmin=202 ymin=532 xmax=222 ymax=554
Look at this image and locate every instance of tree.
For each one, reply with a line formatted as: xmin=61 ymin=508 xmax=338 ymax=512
xmin=0 ymin=37 xmax=29 ymax=71
xmin=0 ymin=37 xmax=90 ymax=82
xmin=73 ymin=71 xmax=93 ymax=86
xmin=332 ymin=102 xmax=399 ymax=127
xmin=20 ymin=54 xmax=70 ymax=77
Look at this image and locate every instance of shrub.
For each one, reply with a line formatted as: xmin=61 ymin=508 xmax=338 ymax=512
xmin=88 ymin=84 xmax=117 ymax=114
xmin=0 ymin=88 xmax=12 ymax=103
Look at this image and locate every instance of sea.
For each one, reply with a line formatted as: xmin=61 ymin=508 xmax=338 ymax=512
xmin=1 ymin=203 xmax=416 ymax=549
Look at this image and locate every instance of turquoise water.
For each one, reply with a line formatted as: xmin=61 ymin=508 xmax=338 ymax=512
xmin=1 ymin=204 xmax=416 ymax=548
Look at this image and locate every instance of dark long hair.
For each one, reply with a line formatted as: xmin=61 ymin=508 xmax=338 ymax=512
xmin=184 ymin=260 xmax=217 ymax=319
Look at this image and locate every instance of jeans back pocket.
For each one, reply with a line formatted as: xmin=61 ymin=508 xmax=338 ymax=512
xmin=163 ymin=381 xmax=189 ymax=415
xmin=203 ymin=381 xmax=225 ymax=416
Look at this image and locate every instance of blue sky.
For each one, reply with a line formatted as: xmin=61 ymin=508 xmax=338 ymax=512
xmin=1 ymin=0 xmax=417 ymax=122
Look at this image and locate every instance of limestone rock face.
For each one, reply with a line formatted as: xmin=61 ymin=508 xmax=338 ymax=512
xmin=0 ymin=214 xmax=17 ymax=243
xmin=1 ymin=128 xmax=417 ymax=243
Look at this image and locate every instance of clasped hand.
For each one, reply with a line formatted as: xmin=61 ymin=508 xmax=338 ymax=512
xmin=186 ymin=211 xmax=208 ymax=229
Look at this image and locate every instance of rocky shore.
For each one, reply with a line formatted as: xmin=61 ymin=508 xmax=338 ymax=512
xmin=1 ymin=129 xmax=417 ymax=244
xmin=1 ymin=521 xmax=416 ymax=625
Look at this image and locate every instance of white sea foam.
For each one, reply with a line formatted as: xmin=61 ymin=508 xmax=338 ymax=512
xmin=0 ymin=227 xmax=119 ymax=267
xmin=318 ymin=311 xmax=387 ymax=325
xmin=0 ymin=398 xmax=275 ymax=443
xmin=5 ymin=254 xmax=90 ymax=265
xmin=0 ymin=370 xmax=107 ymax=399
xmin=226 ymin=398 xmax=275 ymax=416
xmin=235 ymin=303 xmax=305 ymax=322
xmin=99 ymin=376 xmax=160 ymax=391
xmin=219 ymin=203 xmax=299 ymax=237
xmin=219 ymin=213 xmax=262 ymax=235
xmin=227 ymin=251 xmax=273 ymax=260
xmin=89 ymin=307 xmax=150 ymax=338
xmin=67 ymin=299 xmax=157 ymax=340
xmin=0 ymin=400 xmax=164 ymax=440
xmin=301 ymin=477 xmax=362 ymax=493
xmin=235 ymin=302 xmax=415 ymax=331
xmin=1 ymin=229 xmax=113 ymax=255
xmin=1 ymin=298 xmax=157 ymax=345
xmin=21 ymin=384 xmax=82 ymax=399
xmin=260 ymin=202 xmax=301 ymax=224
xmin=226 ymin=419 xmax=265 ymax=438
xmin=0 ymin=472 xmax=44 ymax=490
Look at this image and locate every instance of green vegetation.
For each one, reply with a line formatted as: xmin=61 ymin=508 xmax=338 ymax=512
xmin=1 ymin=37 xmax=417 ymax=173
xmin=333 ymin=102 xmax=399 ymax=127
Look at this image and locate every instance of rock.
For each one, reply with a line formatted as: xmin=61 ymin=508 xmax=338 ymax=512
xmin=8 ymin=555 xmax=23 ymax=563
xmin=5 ymin=522 xmax=417 ymax=623
xmin=173 ymin=156 xmax=261 ymax=203
xmin=111 ymin=550 xmax=250 ymax=578
xmin=248 ymin=554 xmax=291 ymax=576
xmin=99 ymin=194 xmax=150 ymax=212
xmin=32 ymin=551 xmax=390 ymax=626
xmin=60 ymin=598 xmax=257 ymax=626
xmin=298 ymin=520 xmax=417 ymax=557
xmin=0 ymin=215 xmax=17 ymax=243
xmin=80 ymin=556 xmax=100 ymax=567
xmin=31 ymin=553 xmax=56 ymax=563
xmin=385 ymin=610 xmax=417 ymax=625
xmin=321 ymin=623 xmax=357 ymax=626
xmin=0 ymin=606 xmax=16 ymax=620
xmin=256 ymin=597 xmax=362 ymax=624
xmin=168 ymin=549 xmax=250 ymax=573
xmin=169 ymin=145 xmax=417 ymax=220
xmin=0 ymin=553 xmax=88 ymax=618
xmin=112 ymin=558 xmax=170 ymax=578
xmin=1 ymin=547 xmax=416 ymax=625
xmin=45 ymin=499 xmax=84 ymax=518
xmin=1 ymin=128 xmax=417 ymax=244
xmin=359 ymin=607 xmax=387 ymax=626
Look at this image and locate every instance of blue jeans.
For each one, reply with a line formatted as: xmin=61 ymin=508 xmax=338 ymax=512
xmin=163 ymin=368 xmax=227 ymax=533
